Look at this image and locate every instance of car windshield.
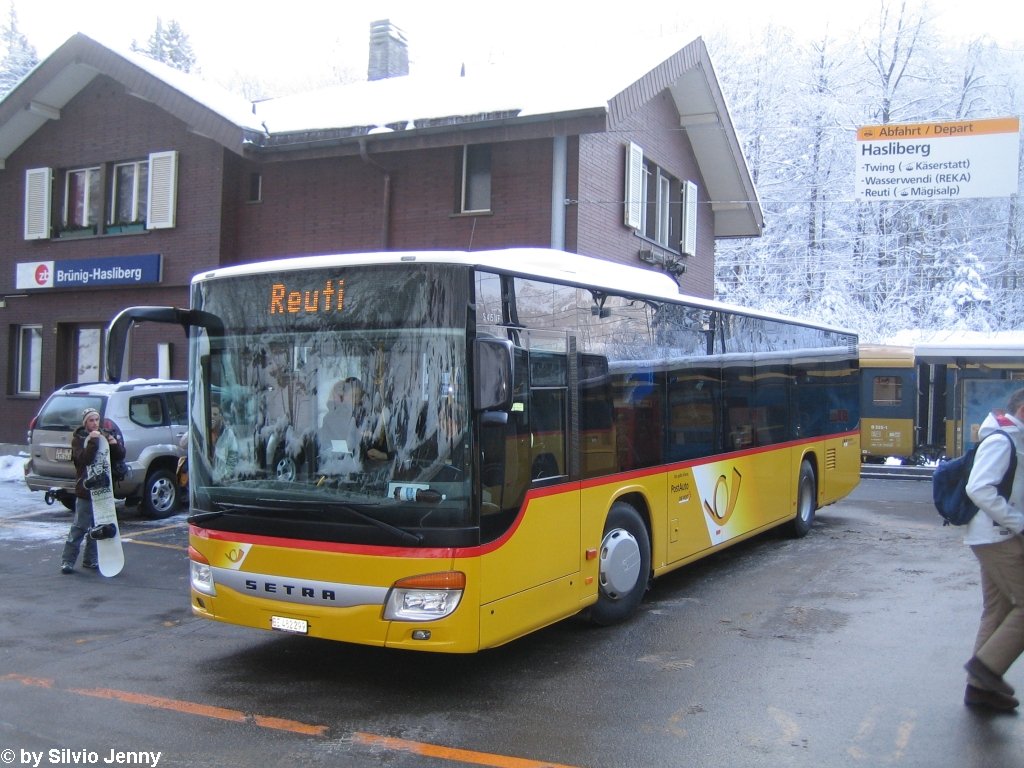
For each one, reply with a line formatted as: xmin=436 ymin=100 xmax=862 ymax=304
xmin=186 ymin=263 xmax=475 ymax=546
xmin=36 ymin=394 xmax=106 ymax=430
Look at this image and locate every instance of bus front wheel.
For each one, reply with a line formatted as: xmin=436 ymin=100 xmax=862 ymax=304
xmin=588 ymin=502 xmax=651 ymax=626
xmin=790 ymin=460 xmax=817 ymax=538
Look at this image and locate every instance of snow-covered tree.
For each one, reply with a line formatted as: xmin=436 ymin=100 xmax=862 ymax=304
xmin=0 ymin=3 xmax=38 ymax=97
xmin=131 ymin=17 xmax=197 ymax=74
xmin=711 ymin=1 xmax=1023 ymax=342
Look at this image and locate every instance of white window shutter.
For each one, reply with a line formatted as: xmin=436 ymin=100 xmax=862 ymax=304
xmin=23 ymin=167 xmax=52 ymax=240
xmin=624 ymin=142 xmax=643 ymax=230
xmin=147 ymin=150 xmax=178 ymax=229
xmin=681 ymin=180 xmax=698 ymax=256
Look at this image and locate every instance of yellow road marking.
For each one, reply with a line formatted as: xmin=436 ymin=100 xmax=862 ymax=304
xmin=352 ymin=732 xmax=582 ymax=768
xmin=121 ymin=521 xmax=187 ymax=551
xmin=1 ymin=674 xmax=326 ymax=737
xmin=1 ymin=674 xmax=582 ymax=766
xmin=129 ymin=523 xmax=186 ymax=536
xmin=123 ymin=539 xmax=188 ymax=551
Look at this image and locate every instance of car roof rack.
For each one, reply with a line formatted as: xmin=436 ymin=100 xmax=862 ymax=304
xmin=57 ymin=379 xmax=186 ymax=393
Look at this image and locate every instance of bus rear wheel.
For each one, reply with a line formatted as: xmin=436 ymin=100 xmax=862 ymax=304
xmin=790 ymin=460 xmax=816 ymax=538
xmin=588 ymin=501 xmax=651 ymax=626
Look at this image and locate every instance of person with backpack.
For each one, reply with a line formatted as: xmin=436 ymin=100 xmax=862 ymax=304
xmin=963 ymin=388 xmax=1024 ymax=711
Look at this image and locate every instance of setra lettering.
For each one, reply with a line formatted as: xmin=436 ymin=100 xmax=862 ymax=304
xmin=245 ymin=578 xmax=338 ymax=602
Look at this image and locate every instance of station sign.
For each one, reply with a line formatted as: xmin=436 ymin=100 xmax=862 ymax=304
xmin=15 ymin=253 xmax=163 ymax=290
xmin=855 ymin=116 xmax=1020 ymax=201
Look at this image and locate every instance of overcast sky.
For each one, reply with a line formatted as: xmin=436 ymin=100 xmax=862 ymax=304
xmin=13 ymin=0 xmax=1024 ymax=94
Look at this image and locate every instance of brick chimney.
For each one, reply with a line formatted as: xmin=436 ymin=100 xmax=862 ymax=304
xmin=367 ymin=19 xmax=409 ymax=81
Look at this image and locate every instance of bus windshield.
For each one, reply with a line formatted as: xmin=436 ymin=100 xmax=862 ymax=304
xmin=186 ymin=263 xmax=475 ymax=547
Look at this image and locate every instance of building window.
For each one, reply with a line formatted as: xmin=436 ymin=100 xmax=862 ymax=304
xmin=16 ymin=325 xmax=42 ymax=395
xmin=642 ymin=161 xmax=682 ymax=250
xmin=460 ymin=144 xmax=491 ymax=213
xmin=64 ymin=166 xmax=101 ymax=230
xmin=110 ymin=161 xmax=149 ymax=225
xmin=248 ymin=172 xmax=263 ymax=203
xmin=624 ymin=143 xmax=696 ymax=255
xmin=24 ymin=151 xmax=178 ymax=240
xmin=76 ymin=327 xmax=103 ymax=382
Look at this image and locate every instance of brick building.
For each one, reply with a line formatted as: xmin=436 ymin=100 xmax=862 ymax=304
xmin=0 ymin=24 xmax=761 ymax=445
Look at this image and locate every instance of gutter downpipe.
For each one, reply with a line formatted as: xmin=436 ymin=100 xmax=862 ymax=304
xmin=359 ymin=137 xmax=391 ymax=250
xmin=550 ymin=135 xmax=567 ymax=250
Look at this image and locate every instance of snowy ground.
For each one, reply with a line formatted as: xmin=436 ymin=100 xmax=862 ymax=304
xmin=0 ymin=452 xmax=185 ymax=544
xmin=0 ymin=452 xmax=79 ymax=545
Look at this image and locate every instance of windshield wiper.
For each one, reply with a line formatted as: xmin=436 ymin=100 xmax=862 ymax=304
xmin=187 ymin=510 xmax=224 ymax=524
xmin=202 ymin=499 xmax=423 ymax=545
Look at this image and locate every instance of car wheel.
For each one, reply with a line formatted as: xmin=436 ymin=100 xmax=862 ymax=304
xmin=140 ymin=468 xmax=180 ymax=519
xmin=275 ymin=453 xmax=298 ymax=481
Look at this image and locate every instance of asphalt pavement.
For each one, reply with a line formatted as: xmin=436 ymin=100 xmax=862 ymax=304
xmin=1 ymin=461 xmax=1023 ymax=768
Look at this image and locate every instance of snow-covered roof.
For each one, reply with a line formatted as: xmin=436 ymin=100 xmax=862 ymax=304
xmin=0 ymin=32 xmax=763 ymax=237
xmin=115 ymin=42 xmax=262 ymax=131
xmin=254 ymin=69 xmax=601 ymax=135
xmin=252 ymin=35 xmax=688 ymax=135
xmin=0 ymin=33 xmax=261 ymax=160
xmin=888 ymin=329 xmax=1024 ymax=347
xmin=878 ymin=330 xmax=1024 ymax=363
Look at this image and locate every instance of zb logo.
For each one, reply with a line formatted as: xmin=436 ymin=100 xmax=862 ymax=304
xmin=702 ymin=467 xmax=742 ymax=528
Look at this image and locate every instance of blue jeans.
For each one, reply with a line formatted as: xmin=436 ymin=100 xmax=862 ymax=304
xmin=60 ymin=496 xmax=97 ymax=566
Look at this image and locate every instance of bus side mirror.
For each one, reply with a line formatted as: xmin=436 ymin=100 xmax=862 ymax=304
xmin=106 ymin=306 xmax=222 ymax=382
xmin=474 ymin=338 xmax=513 ymax=414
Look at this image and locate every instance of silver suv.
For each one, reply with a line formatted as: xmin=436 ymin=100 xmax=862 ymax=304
xmin=24 ymin=380 xmax=188 ymax=519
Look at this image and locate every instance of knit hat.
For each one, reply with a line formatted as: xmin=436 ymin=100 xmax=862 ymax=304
xmin=82 ymin=408 xmax=100 ymax=425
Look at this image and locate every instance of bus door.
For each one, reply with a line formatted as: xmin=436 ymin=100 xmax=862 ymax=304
xmin=478 ymin=328 xmax=578 ymax=610
xmin=521 ymin=329 xmax=570 ymax=483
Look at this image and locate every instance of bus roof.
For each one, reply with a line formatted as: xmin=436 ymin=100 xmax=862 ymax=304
xmin=195 ymin=248 xmax=855 ymax=335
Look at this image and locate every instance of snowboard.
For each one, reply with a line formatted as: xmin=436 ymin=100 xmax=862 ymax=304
xmin=85 ymin=434 xmax=124 ymax=577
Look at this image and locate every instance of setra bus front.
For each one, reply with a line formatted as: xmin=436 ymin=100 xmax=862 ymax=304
xmin=180 ymin=259 xmax=512 ymax=652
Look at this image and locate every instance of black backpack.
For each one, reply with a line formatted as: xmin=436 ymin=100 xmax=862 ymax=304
xmin=932 ymin=430 xmax=1017 ymax=526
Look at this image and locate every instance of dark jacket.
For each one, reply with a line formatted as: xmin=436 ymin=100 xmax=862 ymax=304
xmin=71 ymin=426 xmax=126 ymax=499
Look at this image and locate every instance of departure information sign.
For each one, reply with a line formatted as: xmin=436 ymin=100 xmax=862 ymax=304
xmin=855 ymin=116 xmax=1019 ymax=201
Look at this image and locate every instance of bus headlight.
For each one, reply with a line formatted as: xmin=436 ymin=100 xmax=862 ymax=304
xmin=383 ymin=571 xmax=465 ymax=621
xmin=189 ymin=547 xmax=217 ymax=596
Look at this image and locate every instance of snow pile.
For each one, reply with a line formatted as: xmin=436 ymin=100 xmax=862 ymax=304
xmin=0 ymin=454 xmax=27 ymax=483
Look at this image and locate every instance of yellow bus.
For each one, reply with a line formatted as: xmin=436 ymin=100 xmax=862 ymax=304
xmin=107 ymin=249 xmax=860 ymax=652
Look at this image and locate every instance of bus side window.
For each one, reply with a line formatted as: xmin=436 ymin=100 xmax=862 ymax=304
xmin=580 ymin=387 xmax=615 ymax=477
xmin=614 ymin=372 xmax=664 ymax=470
xmin=667 ymin=368 xmax=718 ymax=461
xmin=528 ymin=348 xmax=567 ymax=481
xmin=723 ymin=361 xmax=754 ymax=450
xmin=529 ymin=388 xmax=566 ymax=479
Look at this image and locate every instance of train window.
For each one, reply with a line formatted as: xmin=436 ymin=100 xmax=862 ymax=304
xmin=872 ymin=376 xmax=903 ymax=406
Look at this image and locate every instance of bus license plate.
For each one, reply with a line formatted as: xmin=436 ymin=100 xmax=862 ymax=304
xmin=271 ymin=616 xmax=308 ymax=634
xmin=55 ymin=448 xmax=72 ymax=461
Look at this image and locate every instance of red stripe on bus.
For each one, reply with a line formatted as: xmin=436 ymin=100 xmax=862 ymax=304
xmin=190 ymin=430 xmax=858 ymax=560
